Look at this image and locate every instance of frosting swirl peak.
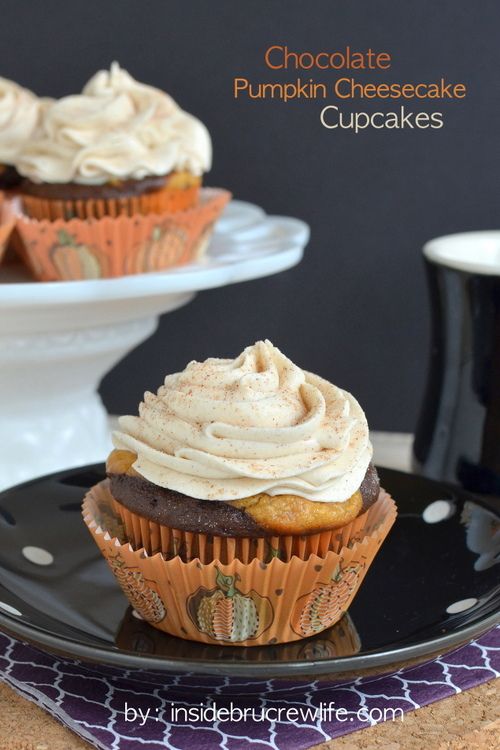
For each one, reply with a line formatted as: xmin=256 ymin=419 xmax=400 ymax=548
xmin=113 ymin=341 xmax=372 ymax=502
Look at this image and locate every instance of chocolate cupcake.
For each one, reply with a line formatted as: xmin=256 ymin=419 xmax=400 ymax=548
xmin=107 ymin=339 xmax=384 ymax=557
xmin=16 ymin=62 xmax=212 ymax=220
xmin=83 ymin=341 xmax=396 ymax=645
xmin=0 ymin=77 xmax=49 ymax=190
xmin=13 ymin=64 xmax=229 ymax=281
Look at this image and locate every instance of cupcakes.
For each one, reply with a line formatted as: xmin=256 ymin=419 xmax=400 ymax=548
xmin=12 ymin=63 xmax=229 ymax=280
xmin=0 ymin=77 xmax=48 ymax=190
xmin=83 ymin=341 xmax=396 ymax=646
xmin=16 ymin=63 xmax=212 ymax=220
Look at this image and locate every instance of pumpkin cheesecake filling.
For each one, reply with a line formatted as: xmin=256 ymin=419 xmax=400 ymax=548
xmin=16 ymin=62 xmax=212 ymax=219
xmin=86 ymin=340 xmax=396 ymax=647
xmin=106 ymin=448 xmax=378 ymax=536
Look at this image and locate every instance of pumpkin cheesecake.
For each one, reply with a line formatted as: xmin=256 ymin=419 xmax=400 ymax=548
xmin=16 ymin=62 xmax=211 ymax=219
xmin=84 ymin=340 xmax=397 ymax=646
xmin=107 ymin=449 xmax=380 ymax=536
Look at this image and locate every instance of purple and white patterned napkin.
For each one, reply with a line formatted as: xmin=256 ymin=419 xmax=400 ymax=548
xmin=0 ymin=627 xmax=498 ymax=750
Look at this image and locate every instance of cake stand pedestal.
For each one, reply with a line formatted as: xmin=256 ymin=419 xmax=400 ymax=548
xmin=0 ymin=200 xmax=309 ymax=490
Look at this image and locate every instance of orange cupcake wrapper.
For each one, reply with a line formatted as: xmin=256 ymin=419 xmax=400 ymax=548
xmin=14 ymin=188 xmax=231 ymax=281
xmin=111 ymin=487 xmax=394 ymax=563
xmin=21 ymin=183 xmax=200 ymax=221
xmin=82 ymin=483 xmax=397 ymax=646
xmin=0 ymin=192 xmax=17 ymax=265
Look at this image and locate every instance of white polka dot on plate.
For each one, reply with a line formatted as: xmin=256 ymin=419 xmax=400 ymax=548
xmin=22 ymin=546 xmax=54 ymax=566
xmin=423 ymin=500 xmax=455 ymax=524
xmin=0 ymin=601 xmax=21 ymax=616
xmin=446 ymin=598 xmax=478 ymax=614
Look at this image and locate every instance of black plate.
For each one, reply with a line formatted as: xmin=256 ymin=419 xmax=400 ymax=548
xmin=0 ymin=465 xmax=498 ymax=677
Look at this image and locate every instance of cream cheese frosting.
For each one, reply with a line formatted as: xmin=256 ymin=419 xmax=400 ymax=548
xmin=0 ymin=77 xmax=48 ymax=165
xmin=16 ymin=62 xmax=212 ymax=184
xmin=112 ymin=340 xmax=373 ymax=503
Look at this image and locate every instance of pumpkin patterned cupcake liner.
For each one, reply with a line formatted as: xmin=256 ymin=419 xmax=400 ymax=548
xmin=13 ymin=187 xmax=231 ymax=281
xmin=111 ymin=485 xmax=394 ymax=564
xmin=83 ymin=483 xmax=396 ymax=646
xmin=0 ymin=192 xmax=17 ymax=265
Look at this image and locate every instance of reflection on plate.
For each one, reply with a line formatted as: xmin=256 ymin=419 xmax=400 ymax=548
xmin=116 ymin=609 xmax=361 ymax=663
xmin=462 ymin=501 xmax=500 ymax=571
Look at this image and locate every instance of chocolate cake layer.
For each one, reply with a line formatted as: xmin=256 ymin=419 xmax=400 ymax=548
xmin=20 ymin=174 xmax=169 ymax=200
xmin=108 ymin=463 xmax=380 ymax=538
xmin=0 ymin=164 xmax=22 ymax=189
xmin=359 ymin=463 xmax=381 ymax=511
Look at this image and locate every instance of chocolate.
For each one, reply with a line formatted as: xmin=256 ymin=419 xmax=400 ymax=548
xmin=109 ymin=471 xmax=269 ymax=538
xmin=0 ymin=164 xmax=22 ymax=190
xmin=108 ymin=463 xmax=381 ymax=538
xmin=359 ymin=463 xmax=380 ymax=511
xmin=20 ymin=174 xmax=169 ymax=201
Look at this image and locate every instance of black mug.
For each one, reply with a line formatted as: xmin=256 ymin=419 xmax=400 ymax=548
xmin=413 ymin=231 xmax=500 ymax=498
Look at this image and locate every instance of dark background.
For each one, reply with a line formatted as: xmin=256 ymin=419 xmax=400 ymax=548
xmin=2 ymin=1 xmax=499 ymax=431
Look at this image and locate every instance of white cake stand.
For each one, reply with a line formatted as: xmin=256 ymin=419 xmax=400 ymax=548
xmin=0 ymin=200 xmax=309 ymax=490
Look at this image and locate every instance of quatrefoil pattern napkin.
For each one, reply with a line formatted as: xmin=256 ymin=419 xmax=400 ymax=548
xmin=0 ymin=627 xmax=498 ymax=750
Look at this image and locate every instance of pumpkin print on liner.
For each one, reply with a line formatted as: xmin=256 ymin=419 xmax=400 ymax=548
xmin=188 ymin=567 xmax=274 ymax=643
xmin=107 ymin=552 xmax=166 ymax=624
xmin=50 ymin=229 xmax=103 ymax=280
xmin=126 ymin=224 xmax=188 ymax=274
xmin=16 ymin=188 xmax=231 ymax=281
xmin=292 ymin=559 xmax=365 ymax=638
xmin=192 ymin=220 xmax=215 ymax=260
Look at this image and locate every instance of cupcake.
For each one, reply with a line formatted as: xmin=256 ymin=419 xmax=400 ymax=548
xmin=0 ymin=77 xmax=48 ymax=190
xmin=16 ymin=62 xmax=212 ymax=220
xmin=14 ymin=63 xmax=229 ymax=281
xmin=83 ymin=341 xmax=396 ymax=645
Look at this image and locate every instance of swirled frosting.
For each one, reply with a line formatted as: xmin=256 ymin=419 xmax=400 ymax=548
xmin=0 ymin=77 xmax=48 ymax=165
xmin=112 ymin=341 xmax=373 ymax=503
xmin=83 ymin=62 xmax=176 ymax=111
xmin=16 ymin=62 xmax=212 ymax=184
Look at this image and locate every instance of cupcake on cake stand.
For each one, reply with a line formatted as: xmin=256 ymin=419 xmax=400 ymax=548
xmin=0 ymin=199 xmax=309 ymax=490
